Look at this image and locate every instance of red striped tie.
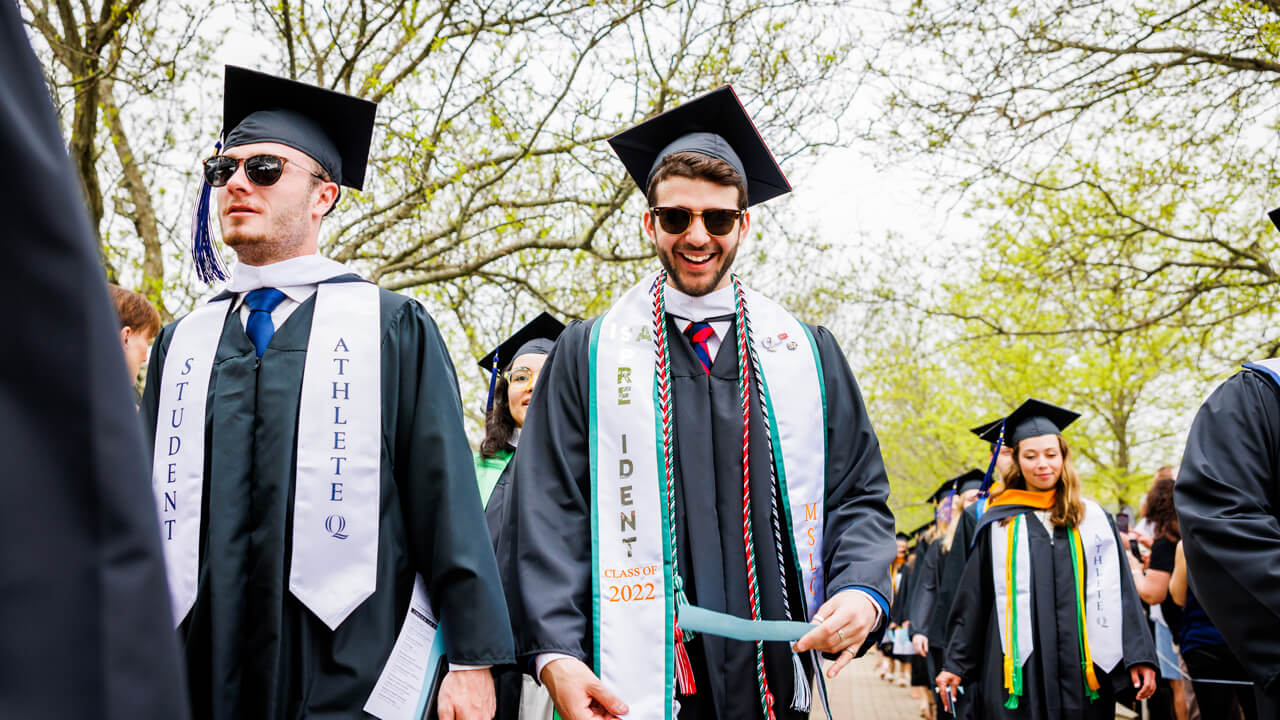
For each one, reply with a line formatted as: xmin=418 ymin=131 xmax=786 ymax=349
xmin=684 ymin=321 xmax=714 ymax=375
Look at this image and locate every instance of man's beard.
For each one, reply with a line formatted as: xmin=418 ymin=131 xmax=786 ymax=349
xmin=220 ymin=197 xmax=309 ymax=258
xmin=656 ymin=240 xmax=738 ymax=296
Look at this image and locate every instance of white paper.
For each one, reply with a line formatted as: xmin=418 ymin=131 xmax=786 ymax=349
xmin=364 ymin=575 xmax=443 ymax=720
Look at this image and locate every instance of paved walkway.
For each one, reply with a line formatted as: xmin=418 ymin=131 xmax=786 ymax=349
xmin=814 ymin=655 xmax=922 ymax=720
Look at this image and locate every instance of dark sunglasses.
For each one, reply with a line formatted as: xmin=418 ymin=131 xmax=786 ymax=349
xmin=650 ymin=206 xmax=744 ymax=236
xmin=202 ymin=154 xmax=328 ymax=188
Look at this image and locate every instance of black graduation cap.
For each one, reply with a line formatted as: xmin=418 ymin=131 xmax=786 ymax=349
xmin=953 ymin=469 xmax=986 ymax=495
xmin=1269 ymin=206 xmax=1280 ymax=233
xmin=895 ymin=531 xmax=911 ymax=542
xmin=910 ymin=521 xmax=933 ymax=538
xmin=191 ymin=67 xmax=378 ymax=284
xmin=970 ymin=417 xmax=1004 ymax=445
xmin=607 ymin=85 xmax=791 ymax=207
xmin=477 ymin=312 xmax=565 ymax=412
xmin=222 ymin=66 xmax=377 ymax=190
xmin=1003 ymin=398 xmax=1080 ymax=446
xmin=925 ymin=478 xmax=956 ymax=504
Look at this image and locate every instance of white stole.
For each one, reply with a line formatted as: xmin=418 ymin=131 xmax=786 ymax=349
xmin=152 ymin=278 xmax=382 ymax=630
xmin=589 ymin=272 xmax=827 ymax=717
xmin=990 ymin=498 xmax=1125 ymax=675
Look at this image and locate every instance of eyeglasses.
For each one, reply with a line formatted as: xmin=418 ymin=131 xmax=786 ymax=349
xmin=202 ymin=154 xmax=328 ymax=188
xmin=650 ymin=206 xmax=744 ymax=236
xmin=504 ymin=367 xmax=540 ymax=388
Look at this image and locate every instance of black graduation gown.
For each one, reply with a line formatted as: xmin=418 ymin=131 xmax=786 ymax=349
xmin=1176 ymin=369 xmax=1280 ymax=707
xmin=507 ymin=314 xmax=896 ymax=720
xmin=140 ymin=283 xmax=514 ymax=719
xmin=0 ymin=5 xmax=190 ymax=718
xmin=943 ymin=508 xmax=1156 ymax=720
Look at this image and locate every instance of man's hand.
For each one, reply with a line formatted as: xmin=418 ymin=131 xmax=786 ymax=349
xmin=912 ymin=633 xmax=929 ymax=657
xmin=1131 ymin=665 xmax=1157 ymax=701
xmin=437 ymin=668 xmax=495 ymax=720
xmin=793 ymin=589 xmax=879 ymax=679
xmin=935 ymin=670 xmax=962 ymax=713
xmin=541 ymin=656 xmax=629 ymax=720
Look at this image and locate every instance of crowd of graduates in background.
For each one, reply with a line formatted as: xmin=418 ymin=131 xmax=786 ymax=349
xmin=876 ymin=426 xmax=1260 ymax=720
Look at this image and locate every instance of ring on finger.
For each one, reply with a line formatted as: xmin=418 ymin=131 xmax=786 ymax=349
xmin=813 ymin=613 xmax=827 ymax=624
xmin=836 ymin=628 xmax=846 ymax=641
xmin=843 ymin=648 xmax=856 ymax=658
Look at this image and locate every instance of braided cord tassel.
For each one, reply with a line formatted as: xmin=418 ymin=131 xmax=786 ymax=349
xmin=733 ymin=277 xmax=776 ymax=720
xmin=740 ymin=279 xmax=810 ymax=713
xmin=652 ymin=272 xmax=696 ymax=696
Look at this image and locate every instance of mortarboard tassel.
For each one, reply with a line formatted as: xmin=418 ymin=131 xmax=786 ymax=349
xmin=191 ymin=140 xmax=228 ymax=284
xmin=485 ymin=351 xmax=500 ymax=413
xmin=976 ymin=419 xmax=1006 ymax=521
xmin=789 ymin=651 xmax=811 ymax=713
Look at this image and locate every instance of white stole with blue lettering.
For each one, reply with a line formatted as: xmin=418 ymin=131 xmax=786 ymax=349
xmin=152 ymin=280 xmax=382 ymax=630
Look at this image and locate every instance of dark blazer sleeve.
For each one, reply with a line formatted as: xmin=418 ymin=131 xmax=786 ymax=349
xmin=811 ymin=327 xmax=896 ymax=606
xmin=1176 ymin=370 xmax=1280 ymax=697
xmin=0 ymin=4 xmax=190 ymax=717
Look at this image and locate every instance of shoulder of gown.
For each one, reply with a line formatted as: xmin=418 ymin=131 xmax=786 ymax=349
xmin=1176 ymin=369 xmax=1280 ymax=695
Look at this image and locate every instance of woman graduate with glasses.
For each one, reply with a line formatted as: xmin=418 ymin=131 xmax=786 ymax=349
xmin=474 ymin=312 xmax=564 ymax=720
xmin=937 ymin=400 xmax=1157 ymax=719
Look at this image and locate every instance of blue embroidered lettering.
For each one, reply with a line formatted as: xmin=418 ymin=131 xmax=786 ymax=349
xmin=333 ymin=431 xmax=346 ymax=450
xmin=334 ymin=357 xmax=350 ymax=375
xmin=164 ymin=491 xmax=177 ymax=512
xmin=175 ymin=380 xmax=190 ymax=401
xmin=170 ymin=407 xmax=183 ymax=428
xmin=168 ymin=436 xmax=181 ymax=455
xmin=331 ymin=456 xmax=346 ymax=474
xmin=334 ymin=338 xmax=349 ymax=352
xmin=167 ymin=463 xmax=177 ymax=483
xmin=332 ymin=381 xmax=350 ymax=400
xmin=331 ymin=482 xmax=343 ymax=501
xmin=334 ymin=405 xmax=347 ymax=424
xmin=164 ymin=518 xmax=176 ymax=540
xmin=181 ymin=357 xmax=194 ymax=375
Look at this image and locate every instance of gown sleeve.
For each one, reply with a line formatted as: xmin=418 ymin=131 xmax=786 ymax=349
xmin=1175 ymin=370 xmax=1280 ymax=696
xmin=942 ymin=528 xmax=993 ymax=682
xmin=387 ymin=299 xmax=514 ymax=665
xmin=910 ymin=541 xmax=942 ymax=640
xmin=810 ymin=326 xmax=896 ymax=616
xmin=506 ymin=320 xmax=596 ymax=666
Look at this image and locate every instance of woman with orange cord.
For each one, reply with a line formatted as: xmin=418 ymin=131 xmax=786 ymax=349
xmin=936 ymin=399 xmax=1157 ymax=719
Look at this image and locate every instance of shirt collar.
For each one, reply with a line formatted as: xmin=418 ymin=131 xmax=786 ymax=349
xmin=227 ymin=254 xmax=351 ymax=293
xmin=662 ymin=282 xmax=735 ymax=323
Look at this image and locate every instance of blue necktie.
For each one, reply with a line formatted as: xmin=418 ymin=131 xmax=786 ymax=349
xmin=245 ymin=287 xmax=286 ymax=358
xmin=684 ymin=321 xmax=714 ymax=375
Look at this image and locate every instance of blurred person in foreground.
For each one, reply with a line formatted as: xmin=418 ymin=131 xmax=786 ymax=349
xmin=1176 ymin=349 xmax=1280 ymax=716
xmin=0 ymin=3 xmax=189 ymax=718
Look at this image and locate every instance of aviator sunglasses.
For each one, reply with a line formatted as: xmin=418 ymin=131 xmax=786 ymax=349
xmin=650 ymin=206 xmax=744 ymax=237
xmin=202 ymin=154 xmax=328 ymax=188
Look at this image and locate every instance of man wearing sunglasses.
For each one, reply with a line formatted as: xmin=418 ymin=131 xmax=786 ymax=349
xmin=140 ymin=67 xmax=512 ymax=720
xmin=505 ymin=87 xmax=896 ymax=720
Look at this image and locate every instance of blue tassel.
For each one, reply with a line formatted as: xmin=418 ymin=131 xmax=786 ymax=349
xmin=976 ymin=419 xmax=1006 ymax=520
xmin=191 ymin=141 xmax=228 ymax=284
xmin=485 ymin=351 xmax=500 ymax=412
